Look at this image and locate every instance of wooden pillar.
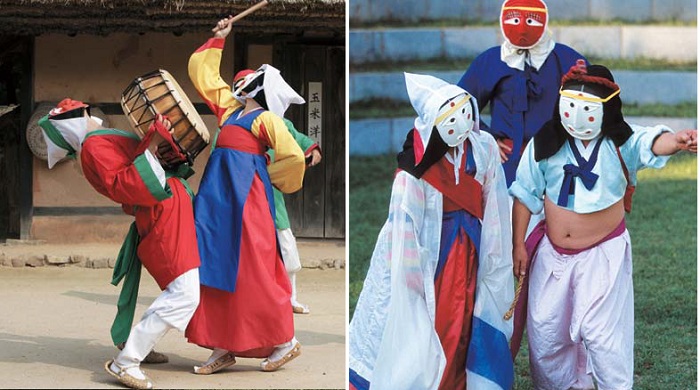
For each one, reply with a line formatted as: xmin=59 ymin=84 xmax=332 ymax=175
xmin=18 ymin=37 xmax=34 ymax=239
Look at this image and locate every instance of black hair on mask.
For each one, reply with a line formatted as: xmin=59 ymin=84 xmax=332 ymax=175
xmin=533 ymin=63 xmax=632 ymax=161
xmin=397 ymin=127 xmax=449 ymax=179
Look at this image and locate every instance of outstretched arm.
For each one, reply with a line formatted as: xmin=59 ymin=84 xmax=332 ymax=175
xmin=652 ymin=129 xmax=697 ymax=155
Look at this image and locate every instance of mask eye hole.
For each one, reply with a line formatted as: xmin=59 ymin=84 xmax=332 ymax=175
xmin=569 ymin=102 xmax=575 ymax=108
xmin=449 ymin=118 xmax=456 ymax=123
xmin=461 ymin=107 xmax=466 ymax=114
xmin=584 ymin=106 xmax=590 ymax=111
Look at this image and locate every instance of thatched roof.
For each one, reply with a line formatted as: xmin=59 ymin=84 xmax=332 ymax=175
xmin=0 ymin=0 xmax=345 ymax=35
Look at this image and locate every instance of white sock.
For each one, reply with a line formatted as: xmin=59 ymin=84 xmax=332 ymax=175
xmin=269 ymin=337 xmax=298 ymax=361
xmin=203 ymin=348 xmax=230 ymax=365
xmin=110 ymin=361 xmax=148 ymax=381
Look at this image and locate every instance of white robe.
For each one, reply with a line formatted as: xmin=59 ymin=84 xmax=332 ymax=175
xmin=349 ymin=130 xmax=514 ymax=390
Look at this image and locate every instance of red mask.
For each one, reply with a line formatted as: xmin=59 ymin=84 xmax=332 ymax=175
xmin=500 ymin=0 xmax=548 ymax=49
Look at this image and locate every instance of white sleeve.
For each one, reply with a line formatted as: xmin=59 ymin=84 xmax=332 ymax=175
xmin=143 ymin=149 xmax=167 ymax=189
xmin=349 ymin=171 xmax=446 ymax=390
xmin=622 ymin=124 xmax=673 ymax=176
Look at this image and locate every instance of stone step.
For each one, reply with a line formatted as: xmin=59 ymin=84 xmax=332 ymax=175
xmin=350 ymin=26 xmax=697 ymax=64
xmin=350 ymin=70 xmax=697 ymax=105
xmin=349 ymin=116 xmax=698 ymax=156
xmin=0 ymin=238 xmax=346 ymax=269
xmin=350 ymin=0 xmax=696 ymax=25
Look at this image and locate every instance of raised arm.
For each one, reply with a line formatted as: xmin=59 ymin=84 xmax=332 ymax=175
xmin=188 ymin=16 xmax=242 ymax=126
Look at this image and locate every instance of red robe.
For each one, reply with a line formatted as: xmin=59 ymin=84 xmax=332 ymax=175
xmin=80 ymin=129 xmax=200 ymax=289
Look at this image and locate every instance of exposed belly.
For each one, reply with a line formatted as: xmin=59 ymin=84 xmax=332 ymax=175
xmin=544 ymin=196 xmax=625 ymax=250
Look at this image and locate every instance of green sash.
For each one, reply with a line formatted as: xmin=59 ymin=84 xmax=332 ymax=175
xmin=110 ymin=222 xmax=142 ymax=345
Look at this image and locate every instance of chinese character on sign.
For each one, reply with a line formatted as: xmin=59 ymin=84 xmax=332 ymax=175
xmin=310 ymin=107 xmax=321 ymax=120
xmin=309 ymin=125 xmax=320 ymax=138
xmin=307 ymin=82 xmax=323 ymax=145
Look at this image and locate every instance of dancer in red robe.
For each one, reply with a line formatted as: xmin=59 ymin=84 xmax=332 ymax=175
xmin=40 ymin=100 xmax=200 ymax=390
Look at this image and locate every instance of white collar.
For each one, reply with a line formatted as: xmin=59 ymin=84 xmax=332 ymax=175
xmin=500 ymin=30 xmax=556 ymax=71
xmin=573 ymin=135 xmax=603 ymax=160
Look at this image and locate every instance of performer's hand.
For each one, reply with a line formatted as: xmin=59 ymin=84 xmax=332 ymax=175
xmin=213 ymin=15 xmax=234 ymax=38
xmin=513 ymin=243 xmax=529 ymax=277
xmin=308 ymin=149 xmax=322 ymax=167
xmin=496 ymin=138 xmax=513 ymax=163
xmin=149 ymin=114 xmax=173 ymax=154
xmin=675 ymin=129 xmax=697 ymax=153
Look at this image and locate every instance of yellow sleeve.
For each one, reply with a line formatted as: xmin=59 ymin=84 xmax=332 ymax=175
xmin=188 ymin=38 xmax=242 ymax=126
xmin=253 ymin=111 xmax=306 ymax=193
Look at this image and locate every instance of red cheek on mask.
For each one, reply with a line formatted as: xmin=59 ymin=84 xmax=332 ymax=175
xmin=564 ymin=112 xmax=570 ymax=118
xmin=588 ymin=117 xmax=595 ymax=122
xmin=448 ymin=129 xmax=454 ymax=135
xmin=467 ymin=113 xmax=471 ymax=120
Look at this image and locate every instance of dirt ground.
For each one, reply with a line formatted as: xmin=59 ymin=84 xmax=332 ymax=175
xmin=0 ymin=240 xmax=346 ymax=389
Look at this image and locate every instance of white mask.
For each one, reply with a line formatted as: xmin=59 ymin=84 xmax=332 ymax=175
xmin=434 ymin=93 xmax=474 ymax=147
xmin=559 ymin=90 xmax=604 ymax=141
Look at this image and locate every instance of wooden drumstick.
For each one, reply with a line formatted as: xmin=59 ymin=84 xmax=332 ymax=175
xmin=212 ymin=0 xmax=270 ymax=33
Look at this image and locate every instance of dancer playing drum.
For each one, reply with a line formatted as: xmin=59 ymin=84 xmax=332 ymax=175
xmin=39 ymin=101 xmax=200 ymax=390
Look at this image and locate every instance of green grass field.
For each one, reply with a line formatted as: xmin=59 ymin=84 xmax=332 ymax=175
xmin=349 ymin=152 xmax=697 ymax=388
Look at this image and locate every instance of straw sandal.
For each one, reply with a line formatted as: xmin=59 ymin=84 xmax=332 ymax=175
xmin=292 ymin=303 xmax=310 ymax=314
xmin=104 ymin=359 xmax=153 ymax=390
xmin=193 ymin=352 xmax=237 ymax=375
xmin=117 ymin=343 xmax=169 ymax=364
xmin=260 ymin=342 xmax=301 ymax=372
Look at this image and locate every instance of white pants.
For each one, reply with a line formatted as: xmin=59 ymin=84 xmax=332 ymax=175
xmin=278 ymin=228 xmax=305 ymax=305
xmin=528 ymin=232 xmax=634 ymax=390
xmin=278 ymin=228 xmax=302 ymax=273
xmin=116 ymin=268 xmax=200 ymax=368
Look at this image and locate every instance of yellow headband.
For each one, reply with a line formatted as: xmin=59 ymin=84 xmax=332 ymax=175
xmin=435 ymin=95 xmax=471 ymax=125
xmin=559 ymin=88 xmax=620 ymax=103
xmin=502 ymin=6 xmax=547 ymax=12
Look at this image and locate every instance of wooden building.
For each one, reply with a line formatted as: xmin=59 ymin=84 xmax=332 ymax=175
xmin=0 ymin=0 xmax=346 ymax=242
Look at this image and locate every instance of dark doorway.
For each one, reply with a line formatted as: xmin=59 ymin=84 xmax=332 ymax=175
xmin=0 ymin=36 xmax=33 ymax=240
xmin=234 ymin=35 xmax=346 ymax=239
xmin=279 ymin=43 xmax=345 ymax=239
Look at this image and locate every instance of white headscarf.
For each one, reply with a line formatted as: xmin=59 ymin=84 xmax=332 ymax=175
xmin=232 ymin=64 xmax=305 ymax=117
xmin=39 ymin=101 xmax=102 ymax=169
xmin=259 ymin=64 xmax=305 ymax=117
xmin=404 ymin=72 xmax=480 ymax=153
